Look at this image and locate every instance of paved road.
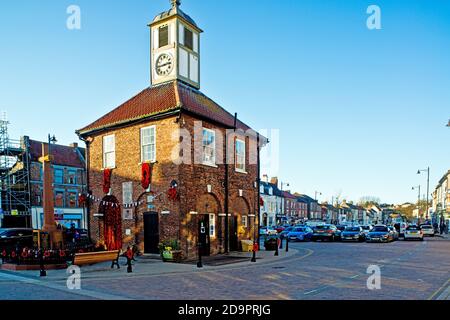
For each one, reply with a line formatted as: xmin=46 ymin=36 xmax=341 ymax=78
xmin=0 ymin=237 xmax=449 ymax=300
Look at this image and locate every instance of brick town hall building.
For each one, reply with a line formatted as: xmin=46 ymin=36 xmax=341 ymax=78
xmin=76 ymin=1 xmax=266 ymax=259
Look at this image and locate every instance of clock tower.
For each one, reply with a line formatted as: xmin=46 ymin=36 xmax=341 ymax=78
xmin=149 ymin=0 xmax=203 ymax=89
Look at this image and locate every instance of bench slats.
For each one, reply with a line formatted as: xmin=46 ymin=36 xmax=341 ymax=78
xmin=73 ymin=250 xmax=120 ymax=267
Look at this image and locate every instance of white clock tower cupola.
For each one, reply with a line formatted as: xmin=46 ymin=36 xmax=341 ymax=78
xmin=150 ymin=0 xmax=203 ymax=89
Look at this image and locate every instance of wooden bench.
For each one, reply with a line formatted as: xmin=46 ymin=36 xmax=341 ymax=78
xmin=72 ymin=250 xmax=121 ymax=269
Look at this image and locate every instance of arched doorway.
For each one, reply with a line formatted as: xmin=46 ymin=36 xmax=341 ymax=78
xmin=195 ymin=193 xmax=221 ymax=256
xmin=230 ymin=197 xmax=252 ymax=251
xmin=99 ymin=195 xmax=122 ymax=250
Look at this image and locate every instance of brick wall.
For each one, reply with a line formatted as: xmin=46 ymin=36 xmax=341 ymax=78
xmin=86 ymin=113 xmax=259 ymax=259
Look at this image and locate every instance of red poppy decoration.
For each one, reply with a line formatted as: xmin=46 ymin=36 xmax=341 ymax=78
xmin=78 ymin=194 xmax=87 ymax=206
xmin=11 ymin=251 xmax=16 ymax=258
xmin=2 ymin=250 xmax=6 ymax=257
xmin=141 ymin=163 xmax=152 ymax=190
xmin=168 ymin=180 xmax=178 ymax=202
xmin=59 ymin=250 xmax=66 ymax=258
xmin=21 ymin=250 xmax=28 ymax=259
xmin=260 ymin=197 xmax=265 ymax=207
xmin=103 ymin=169 xmax=112 ymax=194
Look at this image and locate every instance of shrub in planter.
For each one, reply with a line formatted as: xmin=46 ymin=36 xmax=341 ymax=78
xmin=158 ymin=239 xmax=183 ymax=262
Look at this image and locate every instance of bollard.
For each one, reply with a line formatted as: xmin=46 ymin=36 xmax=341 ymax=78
xmin=197 ymin=243 xmax=203 ymax=268
xmin=274 ymin=238 xmax=279 ymax=257
xmin=39 ymin=250 xmax=47 ymax=277
xmin=285 ymin=237 xmax=289 ymax=252
xmin=279 ymin=237 xmax=283 ymax=249
xmin=127 ymin=258 xmax=133 ymax=273
xmin=251 ymin=242 xmax=257 ymax=263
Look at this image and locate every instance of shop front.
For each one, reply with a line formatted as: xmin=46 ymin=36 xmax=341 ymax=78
xmin=31 ymin=207 xmax=86 ymax=229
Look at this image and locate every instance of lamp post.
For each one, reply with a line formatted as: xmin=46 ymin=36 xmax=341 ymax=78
xmin=417 ymin=167 xmax=430 ymax=220
xmin=412 ymin=185 xmax=421 ymax=222
xmin=314 ymin=191 xmax=322 ymax=201
xmin=280 ymin=181 xmax=289 ymax=224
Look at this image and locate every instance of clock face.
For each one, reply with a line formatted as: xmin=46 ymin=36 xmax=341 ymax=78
xmin=156 ymin=53 xmax=174 ymax=76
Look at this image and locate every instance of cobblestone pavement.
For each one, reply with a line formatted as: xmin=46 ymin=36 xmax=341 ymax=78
xmin=0 ymin=237 xmax=449 ymax=300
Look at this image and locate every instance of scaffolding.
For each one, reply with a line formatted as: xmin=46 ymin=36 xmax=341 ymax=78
xmin=0 ymin=114 xmax=31 ymax=220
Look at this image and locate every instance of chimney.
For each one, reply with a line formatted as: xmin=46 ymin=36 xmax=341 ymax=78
xmin=270 ymin=177 xmax=279 ymax=187
xmin=70 ymin=143 xmax=78 ymax=148
xmin=262 ymin=175 xmax=269 ymax=183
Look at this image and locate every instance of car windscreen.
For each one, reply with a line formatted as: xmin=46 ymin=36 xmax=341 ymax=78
xmin=294 ymin=228 xmax=305 ymax=232
xmin=361 ymin=226 xmax=370 ymax=230
xmin=421 ymin=225 xmax=432 ymax=229
xmin=372 ymin=226 xmax=388 ymax=232
xmin=345 ymin=227 xmax=360 ymax=232
xmin=314 ymin=226 xmax=329 ymax=230
xmin=407 ymin=226 xmax=419 ymax=230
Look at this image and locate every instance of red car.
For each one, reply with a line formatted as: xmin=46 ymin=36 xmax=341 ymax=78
xmin=275 ymin=225 xmax=290 ymax=233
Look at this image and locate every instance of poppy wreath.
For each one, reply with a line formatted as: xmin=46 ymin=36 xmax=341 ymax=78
xmin=103 ymin=169 xmax=112 ymax=194
xmin=59 ymin=250 xmax=66 ymax=258
xmin=11 ymin=251 xmax=16 ymax=258
xmin=141 ymin=163 xmax=152 ymax=190
xmin=78 ymin=193 xmax=87 ymax=206
xmin=2 ymin=250 xmax=6 ymax=258
xmin=21 ymin=250 xmax=29 ymax=259
xmin=260 ymin=197 xmax=265 ymax=207
xmin=44 ymin=250 xmax=51 ymax=258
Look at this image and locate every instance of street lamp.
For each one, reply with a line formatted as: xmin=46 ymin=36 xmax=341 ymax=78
xmin=280 ymin=182 xmax=289 ymax=223
xmin=315 ymin=191 xmax=322 ymax=201
xmin=412 ymin=185 xmax=421 ymax=221
xmin=417 ymin=167 xmax=430 ymax=220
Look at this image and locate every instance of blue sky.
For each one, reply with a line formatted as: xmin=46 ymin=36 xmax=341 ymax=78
xmin=0 ymin=0 xmax=449 ymax=205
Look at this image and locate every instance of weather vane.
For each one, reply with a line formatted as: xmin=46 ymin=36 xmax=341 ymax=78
xmin=171 ymin=0 xmax=181 ymax=8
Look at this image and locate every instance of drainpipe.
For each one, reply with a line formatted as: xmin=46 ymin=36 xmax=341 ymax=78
xmin=79 ymin=136 xmax=91 ymax=242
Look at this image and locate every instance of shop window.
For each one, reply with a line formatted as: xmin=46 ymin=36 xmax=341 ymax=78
xmin=68 ymin=192 xmax=77 ymax=208
xmin=55 ymin=191 xmax=64 ymax=207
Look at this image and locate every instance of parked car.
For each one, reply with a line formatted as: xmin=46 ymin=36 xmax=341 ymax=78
xmin=312 ymin=225 xmax=341 ymax=242
xmin=388 ymin=226 xmax=399 ymax=241
xmin=279 ymin=227 xmax=295 ymax=239
xmin=336 ymin=225 xmax=347 ymax=233
xmin=361 ymin=225 xmax=373 ymax=236
xmin=404 ymin=225 xmax=424 ymax=241
xmin=259 ymin=226 xmax=278 ymax=236
xmin=341 ymin=226 xmax=366 ymax=242
xmin=420 ymin=224 xmax=435 ymax=237
xmin=0 ymin=228 xmax=34 ymax=251
xmin=275 ymin=226 xmax=286 ymax=233
xmin=286 ymin=226 xmax=313 ymax=242
xmin=399 ymin=222 xmax=408 ymax=237
xmin=366 ymin=225 xmax=394 ymax=243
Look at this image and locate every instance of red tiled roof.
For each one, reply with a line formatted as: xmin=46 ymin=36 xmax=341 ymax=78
xmin=29 ymin=140 xmax=85 ymax=168
xmin=77 ymin=81 xmax=252 ymax=135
